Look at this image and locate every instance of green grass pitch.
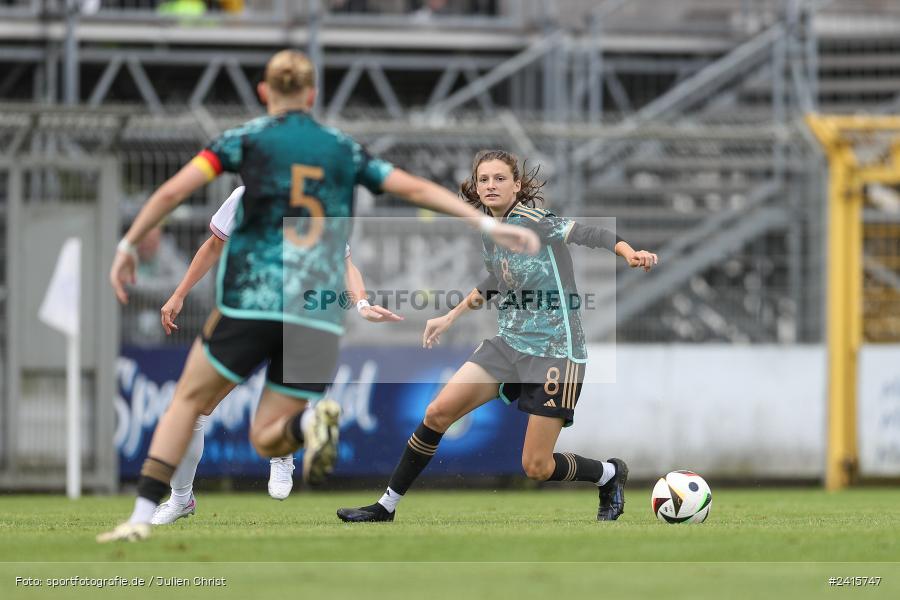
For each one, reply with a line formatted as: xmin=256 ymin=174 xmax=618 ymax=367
xmin=2 ymin=487 xmax=898 ymax=599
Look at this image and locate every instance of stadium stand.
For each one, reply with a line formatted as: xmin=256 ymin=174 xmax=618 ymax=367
xmin=0 ymin=0 xmax=897 ymax=348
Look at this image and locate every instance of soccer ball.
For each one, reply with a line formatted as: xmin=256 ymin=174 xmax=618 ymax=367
xmin=651 ymin=470 xmax=712 ymax=524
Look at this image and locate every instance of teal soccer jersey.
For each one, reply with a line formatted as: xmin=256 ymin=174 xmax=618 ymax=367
xmin=477 ymin=204 xmax=615 ymax=362
xmin=192 ymin=110 xmax=393 ymax=334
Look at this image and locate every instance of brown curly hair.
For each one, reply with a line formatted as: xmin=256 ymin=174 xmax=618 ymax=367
xmin=459 ymin=149 xmax=545 ymax=213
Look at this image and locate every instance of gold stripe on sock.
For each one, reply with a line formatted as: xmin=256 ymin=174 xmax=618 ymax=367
xmin=141 ymin=456 xmax=176 ymax=483
xmin=564 ymin=453 xmax=576 ymax=481
xmin=408 ymin=437 xmax=437 ymax=456
xmin=411 ymin=433 xmax=439 ymax=451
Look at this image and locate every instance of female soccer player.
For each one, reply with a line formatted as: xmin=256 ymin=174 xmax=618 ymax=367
xmin=150 ymin=185 xmax=402 ymax=526
xmin=99 ymin=52 xmax=539 ymax=543
xmin=337 ymin=149 xmax=658 ymax=523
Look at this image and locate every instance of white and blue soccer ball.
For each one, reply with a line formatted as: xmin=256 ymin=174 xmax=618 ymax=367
xmin=651 ymin=470 xmax=712 ymax=524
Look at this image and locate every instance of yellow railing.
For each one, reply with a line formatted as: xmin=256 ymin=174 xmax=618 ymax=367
xmin=806 ymin=114 xmax=900 ymax=490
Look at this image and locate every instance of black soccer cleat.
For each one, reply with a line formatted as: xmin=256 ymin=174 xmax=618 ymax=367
xmin=597 ymin=457 xmax=628 ymax=521
xmin=336 ymin=502 xmax=395 ymax=523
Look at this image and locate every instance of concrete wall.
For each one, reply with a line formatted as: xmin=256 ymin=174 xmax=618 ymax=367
xmin=557 ymin=344 xmax=828 ymax=480
xmin=858 ymin=345 xmax=900 ymax=476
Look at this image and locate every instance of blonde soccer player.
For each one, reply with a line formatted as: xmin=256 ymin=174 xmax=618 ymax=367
xmin=150 ymin=185 xmax=401 ymax=525
xmin=100 ymin=51 xmax=539 ymax=543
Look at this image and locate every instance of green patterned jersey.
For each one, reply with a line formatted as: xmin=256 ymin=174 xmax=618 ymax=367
xmin=478 ymin=204 xmax=587 ymax=361
xmin=194 ymin=110 xmax=393 ymax=334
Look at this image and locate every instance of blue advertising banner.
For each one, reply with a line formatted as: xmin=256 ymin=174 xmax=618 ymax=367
xmin=116 ymin=346 xmax=528 ymax=480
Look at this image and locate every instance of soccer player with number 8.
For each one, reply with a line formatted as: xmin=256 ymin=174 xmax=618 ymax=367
xmin=337 ymin=150 xmax=658 ymax=523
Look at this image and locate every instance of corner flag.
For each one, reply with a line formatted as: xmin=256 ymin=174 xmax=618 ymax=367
xmin=38 ymin=237 xmax=81 ymax=337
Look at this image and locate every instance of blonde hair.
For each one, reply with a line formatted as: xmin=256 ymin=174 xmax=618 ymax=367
xmin=265 ymin=50 xmax=316 ymax=96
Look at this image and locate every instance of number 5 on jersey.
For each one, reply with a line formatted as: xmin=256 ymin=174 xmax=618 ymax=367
xmin=287 ymin=164 xmax=325 ymax=248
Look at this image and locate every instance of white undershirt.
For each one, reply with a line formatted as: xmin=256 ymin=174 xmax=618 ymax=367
xmin=210 ymin=186 xmax=351 ymax=259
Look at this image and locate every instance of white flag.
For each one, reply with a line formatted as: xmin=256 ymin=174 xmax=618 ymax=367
xmin=39 ymin=237 xmax=81 ymax=337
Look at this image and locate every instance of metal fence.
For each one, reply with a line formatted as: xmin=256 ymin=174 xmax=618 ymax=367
xmin=0 ymin=105 xmax=831 ymax=346
xmin=2 ymin=0 xmax=880 ymax=347
xmin=864 ymin=185 xmax=900 ymax=343
xmin=0 ymin=0 xmax=534 ymax=27
xmin=864 ymin=218 xmax=900 ymax=342
xmin=0 ymin=156 xmax=118 ymax=491
xmin=12 ymin=0 xmax=900 ymax=124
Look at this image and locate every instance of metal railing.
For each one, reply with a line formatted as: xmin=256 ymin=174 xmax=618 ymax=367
xmin=585 ymin=0 xmax=786 ymax=36
xmin=864 ymin=184 xmax=900 ymax=343
xmin=0 ymin=0 xmax=535 ymax=28
xmin=0 ymin=102 xmax=828 ymax=345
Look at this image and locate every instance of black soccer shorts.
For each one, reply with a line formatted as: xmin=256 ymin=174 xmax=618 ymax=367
xmin=467 ymin=336 xmax=585 ymax=427
xmin=200 ymin=310 xmax=340 ymax=400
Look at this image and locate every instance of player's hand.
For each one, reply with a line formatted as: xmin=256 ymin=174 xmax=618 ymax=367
xmin=490 ymin=223 xmax=541 ymax=256
xmin=423 ymin=314 xmax=453 ymax=349
xmin=160 ymin=294 xmax=184 ymax=335
xmin=628 ymin=250 xmax=658 ymax=272
xmin=360 ymin=304 xmax=404 ymax=323
xmin=109 ymin=250 xmax=137 ymax=304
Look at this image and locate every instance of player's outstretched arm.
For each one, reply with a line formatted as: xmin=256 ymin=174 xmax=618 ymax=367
xmin=161 ymin=234 xmax=226 ymax=335
xmin=613 ymin=240 xmax=659 ymax=272
xmin=423 ymin=287 xmax=485 ymax=349
xmin=563 ymin=222 xmax=658 ymax=273
xmin=380 ymin=169 xmax=540 ymax=256
xmin=345 ymin=257 xmax=402 ymax=323
xmin=110 ymin=163 xmax=210 ymax=303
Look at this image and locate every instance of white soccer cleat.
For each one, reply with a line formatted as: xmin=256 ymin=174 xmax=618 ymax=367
xmin=96 ymin=522 xmax=151 ymax=543
xmin=268 ymin=456 xmax=295 ymax=500
xmin=151 ymin=495 xmax=197 ymax=525
xmin=302 ymin=398 xmax=341 ymax=486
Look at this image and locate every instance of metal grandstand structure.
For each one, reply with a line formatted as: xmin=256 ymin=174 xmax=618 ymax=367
xmin=0 ymin=0 xmax=898 ymax=347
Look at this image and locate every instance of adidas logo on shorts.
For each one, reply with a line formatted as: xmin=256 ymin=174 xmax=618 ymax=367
xmin=544 ymin=399 xmax=556 ymax=408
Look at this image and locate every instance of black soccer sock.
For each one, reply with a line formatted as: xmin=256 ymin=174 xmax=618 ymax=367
xmin=547 ymin=452 xmax=605 ymax=483
xmin=386 ymin=422 xmax=444 ymax=495
xmin=137 ymin=456 xmax=176 ymax=504
xmin=283 ymin=410 xmax=306 ymax=449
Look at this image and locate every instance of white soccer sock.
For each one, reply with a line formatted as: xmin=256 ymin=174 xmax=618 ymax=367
xmin=597 ymin=461 xmax=616 ymax=487
xmin=377 ymin=487 xmax=403 ymax=513
xmin=127 ymin=497 xmax=159 ymax=525
xmin=300 ymin=407 xmax=315 ymax=434
xmin=169 ymin=415 xmax=207 ymax=505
